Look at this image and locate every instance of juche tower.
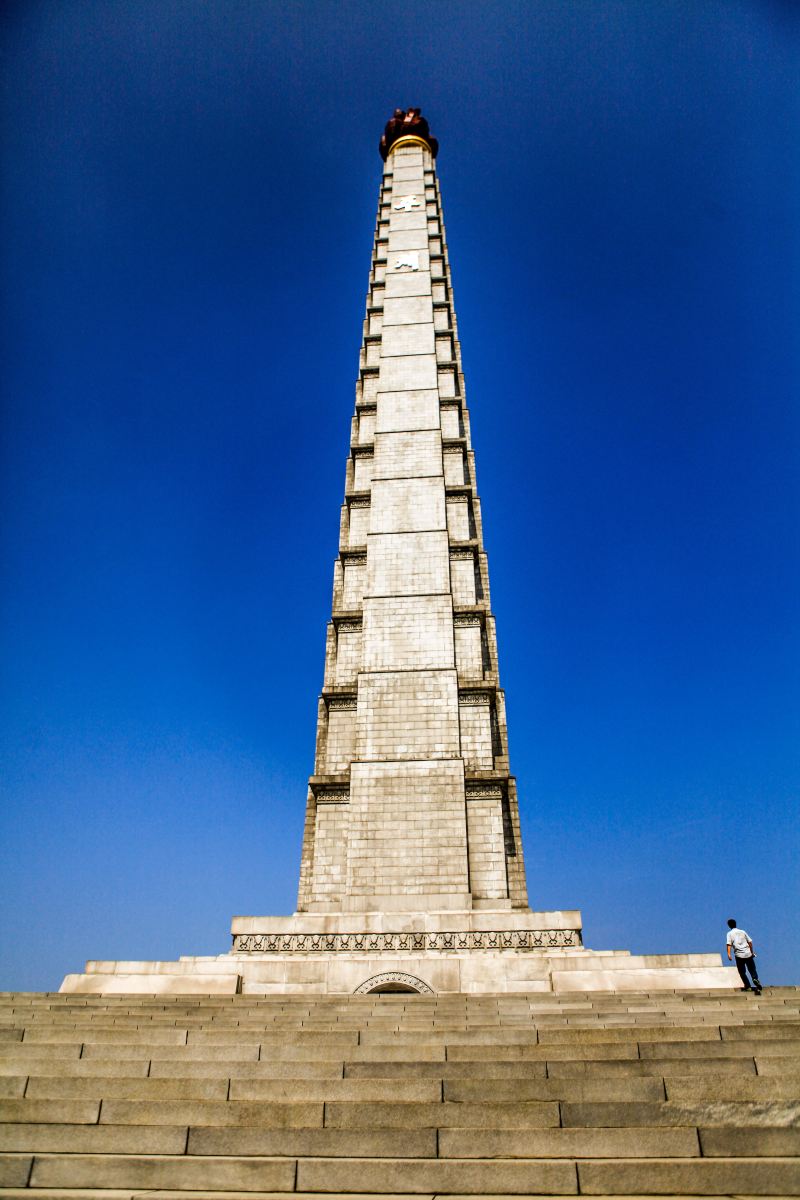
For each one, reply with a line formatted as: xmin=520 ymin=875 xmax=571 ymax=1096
xmin=297 ymin=108 xmax=528 ymax=919
xmin=62 ymin=110 xmax=736 ymax=995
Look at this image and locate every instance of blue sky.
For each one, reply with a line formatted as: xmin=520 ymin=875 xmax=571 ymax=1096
xmin=1 ymin=1 xmax=798 ymax=990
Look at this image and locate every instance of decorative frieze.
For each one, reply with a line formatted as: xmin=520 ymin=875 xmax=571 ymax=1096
xmin=449 ymin=548 xmax=474 ymax=561
xmin=466 ymin=784 xmax=504 ymax=799
xmin=233 ymin=928 xmax=580 ymax=954
xmin=454 ymin=613 xmax=481 ymax=628
xmin=348 ymin=496 xmax=371 ymax=509
xmin=459 ymin=691 xmax=492 ymax=706
xmin=336 ymin=619 xmax=363 ymax=633
xmin=315 ymin=789 xmax=350 ymax=805
xmin=327 ymin=695 xmax=357 ymax=711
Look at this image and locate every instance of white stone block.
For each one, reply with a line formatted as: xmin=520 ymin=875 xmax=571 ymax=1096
xmin=384 ymin=270 xmax=432 ymax=299
xmin=367 ymin=532 xmax=450 ymax=597
xmin=335 ymin=626 xmax=363 ymax=683
xmin=440 ymin=405 xmax=462 ymax=438
xmin=379 ymin=323 xmax=435 ymax=358
xmin=391 ymin=176 xmax=426 ymax=195
xmin=362 ymin=595 xmax=454 ymax=671
xmin=450 ymin=554 xmax=477 ymax=605
xmin=459 ymin=698 xmax=494 ymax=770
xmin=388 ymin=211 xmax=428 ymax=232
xmin=341 ymin=558 xmax=366 ymax=610
xmin=325 ymin=706 xmax=356 ymax=772
xmin=348 ymin=505 xmax=369 ymax=547
xmin=355 ymin=669 xmax=460 ymax=761
xmin=348 ymin=757 xmax=469 ymax=899
xmin=352 ymin=454 xmax=373 ymax=491
xmin=455 ymin=622 xmax=483 ymax=678
xmin=382 ymin=296 xmax=433 ymax=326
xmin=378 ymin=353 xmax=437 ymax=391
xmin=370 ymin=477 xmax=445 ymax=533
xmin=446 ymin=496 xmax=471 ymax=540
xmin=376 ymin=389 xmax=440 ymax=433
xmin=387 ymin=228 xmax=429 ymax=252
xmin=373 ymin=429 xmax=442 ymax=480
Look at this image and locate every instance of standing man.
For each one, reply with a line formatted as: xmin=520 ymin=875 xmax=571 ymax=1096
xmin=726 ymin=918 xmax=762 ymax=993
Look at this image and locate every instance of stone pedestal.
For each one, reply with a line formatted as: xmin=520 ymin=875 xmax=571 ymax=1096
xmin=61 ymin=906 xmax=739 ymax=995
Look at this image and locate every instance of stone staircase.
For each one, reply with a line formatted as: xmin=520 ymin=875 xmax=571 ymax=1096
xmin=0 ymin=988 xmax=798 ymax=1197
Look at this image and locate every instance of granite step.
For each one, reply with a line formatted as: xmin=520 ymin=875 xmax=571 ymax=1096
xmin=0 ymin=988 xmax=797 ymax=1197
xmin=17 ymin=1151 xmax=794 ymax=1195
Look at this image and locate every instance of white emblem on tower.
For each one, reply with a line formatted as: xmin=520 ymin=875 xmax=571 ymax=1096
xmin=391 ymin=252 xmax=419 ymax=271
xmin=393 ymin=195 xmax=422 ymax=211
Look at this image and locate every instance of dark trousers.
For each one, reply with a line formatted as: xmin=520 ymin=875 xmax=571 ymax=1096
xmin=735 ymin=954 xmax=761 ymax=989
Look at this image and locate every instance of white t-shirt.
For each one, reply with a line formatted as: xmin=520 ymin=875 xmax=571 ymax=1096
xmin=726 ymin=927 xmax=752 ymax=957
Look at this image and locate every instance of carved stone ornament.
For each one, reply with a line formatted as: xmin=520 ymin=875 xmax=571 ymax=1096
xmin=465 ymin=784 xmax=504 ymax=799
xmin=316 ymin=789 xmax=350 ymax=804
xmin=328 ymin=695 xmax=357 ymax=710
xmin=232 ymin=929 xmax=579 ymax=954
xmin=354 ymin=972 xmax=434 ymax=994
xmin=379 ymin=108 xmax=439 ymax=161
xmin=337 ymin=620 xmax=363 ymax=633
xmin=349 ymin=496 xmax=370 ymax=509
xmin=392 ymin=252 xmax=419 ymax=272
xmin=393 ymin=195 xmax=422 ymax=212
xmin=453 ymin=613 xmax=481 ymax=628
xmin=449 ymin=548 xmax=474 ymax=561
xmin=459 ymin=691 xmax=492 ymax=706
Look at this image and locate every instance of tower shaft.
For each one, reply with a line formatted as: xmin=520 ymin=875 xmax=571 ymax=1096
xmin=298 ymin=133 xmax=528 ymax=915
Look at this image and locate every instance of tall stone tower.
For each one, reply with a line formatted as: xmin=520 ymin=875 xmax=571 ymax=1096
xmin=296 ymin=109 xmax=528 ymax=918
xmin=61 ymin=110 xmax=738 ymax=996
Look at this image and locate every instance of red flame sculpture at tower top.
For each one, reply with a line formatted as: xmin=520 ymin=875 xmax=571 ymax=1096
xmin=379 ymin=107 xmax=439 ymax=160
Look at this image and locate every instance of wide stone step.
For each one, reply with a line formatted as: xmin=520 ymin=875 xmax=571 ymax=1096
xmin=22 ymin=1076 xmax=440 ymax=1103
xmin=0 ymin=1124 xmax=435 ymax=1158
xmin=13 ymin=1152 xmax=580 ymax=1193
xmin=438 ymin=1126 xmax=700 ymax=1158
xmin=0 ymin=1122 xmax=188 ymax=1153
xmin=323 ymin=1100 xmax=561 ymax=1128
xmin=345 ymin=1054 xmax=762 ymax=1078
xmin=637 ymin=1039 xmax=800 ymax=1059
xmin=560 ymin=1099 xmax=800 ymax=1127
xmin=666 ymin=1076 xmax=800 ymax=1102
xmin=187 ymin=1128 xmax=436 ymax=1157
xmin=99 ymin=1099 xmax=325 ymax=1127
xmin=442 ymin=1078 xmax=665 ymax=1101
xmin=3 ymin=1151 xmax=799 ymax=1194
xmin=574 ymin=1156 xmax=800 ymax=1194
xmin=545 ymin=1056 xmax=760 ymax=1077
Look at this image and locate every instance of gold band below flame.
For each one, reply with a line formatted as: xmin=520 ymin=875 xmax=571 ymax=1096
xmin=387 ymin=134 xmax=432 ymax=156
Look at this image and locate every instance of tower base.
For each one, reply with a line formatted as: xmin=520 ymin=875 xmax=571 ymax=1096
xmin=60 ymin=907 xmax=740 ymax=994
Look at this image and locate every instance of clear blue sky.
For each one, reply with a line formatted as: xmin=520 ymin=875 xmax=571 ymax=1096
xmin=1 ymin=1 xmax=798 ymax=990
